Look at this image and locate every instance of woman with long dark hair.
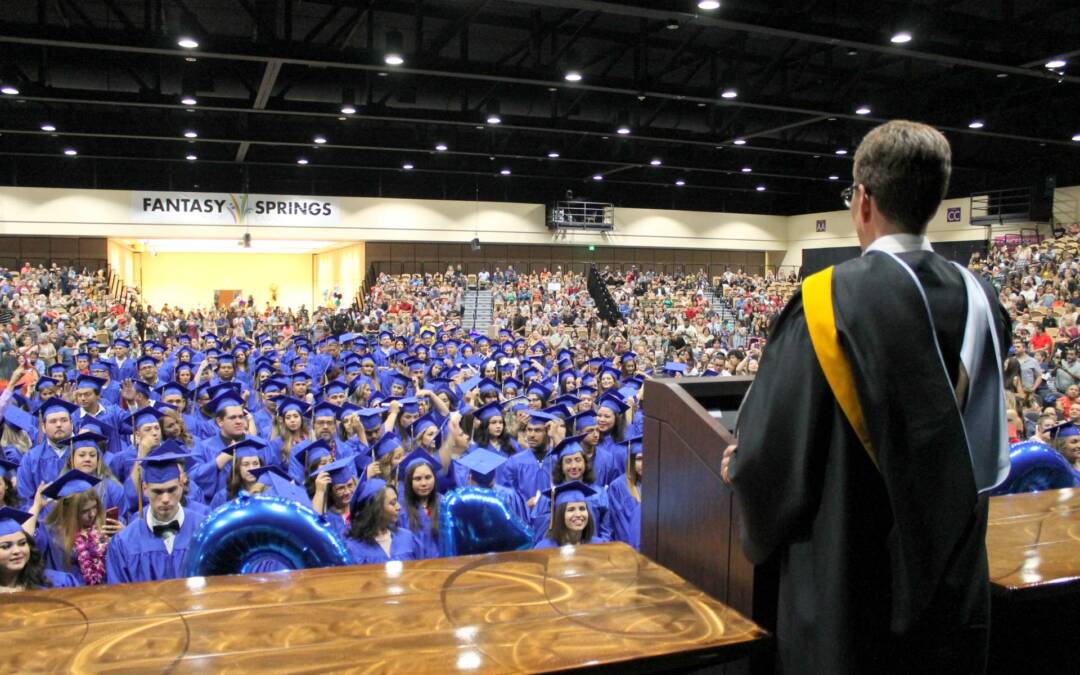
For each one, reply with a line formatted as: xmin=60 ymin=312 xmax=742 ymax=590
xmin=594 ymin=392 xmax=629 ymax=461
xmin=343 ymin=478 xmax=417 ymax=565
xmin=396 ymin=450 xmax=441 ymax=559
xmin=209 ymin=439 xmax=265 ymax=509
xmin=533 ymin=481 xmax=606 ymax=549
xmin=270 ymin=397 xmax=312 ymax=469
xmin=0 ymin=508 xmax=78 ymax=592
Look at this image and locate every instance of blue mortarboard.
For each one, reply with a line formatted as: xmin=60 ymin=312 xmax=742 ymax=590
xmin=294 ymin=440 xmax=333 ymax=468
xmin=223 ymin=438 xmax=267 ymax=459
xmin=1048 ymin=421 xmax=1080 ymax=439
xmin=397 ymin=397 xmax=421 ymax=415
xmin=543 ymin=404 xmax=574 ymax=421
xmin=0 ymin=507 xmax=32 ymax=537
xmin=260 ymin=377 xmax=288 ymax=395
xmin=502 ymin=377 xmax=524 ymax=392
xmin=35 ymin=376 xmax=60 ymax=391
xmin=554 ymin=394 xmax=581 ymax=408
xmin=599 ymin=365 xmax=622 ymax=381
xmin=90 ymin=359 xmax=114 ymax=373
xmin=250 ymin=466 xmax=312 ymax=507
xmin=42 ymin=469 xmax=101 ymax=500
xmin=577 ymin=385 xmax=597 ymax=397
xmin=75 ymin=352 xmax=90 ymax=362
xmin=555 ymin=434 xmax=589 ymax=459
xmin=409 ymin=412 xmax=439 ymax=439
xmin=130 ymin=406 xmax=164 ymax=430
xmin=209 ymin=390 xmax=245 ymax=415
xmin=398 ymin=448 xmax=441 ymax=484
xmin=455 ymin=448 xmax=508 ymax=484
xmin=618 ymin=385 xmax=639 ymax=401
xmin=598 ymin=392 xmax=629 ymax=414
xmin=350 ymin=478 xmax=387 ymax=511
xmin=663 ymin=362 xmax=688 ymax=375
xmin=217 ymin=354 xmax=236 ymax=366
xmin=70 ymin=430 xmax=106 ymax=451
xmin=390 ymin=372 xmax=412 ymax=389
xmin=620 ymin=351 xmax=637 ymax=364
xmin=477 ymin=378 xmax=500 ymax=396
xmin=355 ymin=407 xmax=385 ymax=431
xmin=0 ymin=458 xmax=18 ymax=479
xmin=568 ymin=410 xmax=598 ymax=432
xmin=275 ymin=396 xmax=309 ymax=417
xmin=3 ymin=404 xmax=35 ymax=434
xmin=625 ymin=434 xmax=644 ymax=456
xmin=372 ymin=433 xmax=403 ymax=460
xmin=206 ymin=382 xmax=241 ymax=399
xmin=36 ymin=397 xmax=78 ymax=420
xmin=551 ymin=480 xmax=597 ymax=508
xmin=77 ymin=416 xmax=114 ymax=439
xmin=587 ymin=357 xmax=605 ymax=368
xmin=320 ymin=380 xmax=348 ymax=398
xmin=47 ymin=363 xmax=66 ymax=375
xmin=527 ymin=382 xmax=551 ymax=401
xmin=291 ymin=371 xmax=313 ymax=384
xmin=310 ymin=456 xmax=357 ymax=485
xmin=473 ymin=401 xmax=503 ymax=423
xmin=113 ymin=337 xmax=131 ymax=348
xmin=526 ymin=410 xmax=557 ymax=426
xmin=74 ymin=374 xmax=107 ymax=393
xmin=157 ymin=382 xmax=192 ymax=400
xmin=309 ymin=401 xmax=340 ymax=421
xmin=137 ymin=355 xmax=158 ymax=370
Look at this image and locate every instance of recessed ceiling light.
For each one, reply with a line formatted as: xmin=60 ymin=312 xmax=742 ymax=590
xmin=755 ymin=185 xmax=766 ymax=192
xmin=177 ymin=37 xmax=199 ymax=49
xmin=486 ymin=114 xmax=502 ymax=124
xmin=384 ymin=30 xmax=405 ymax=66
xmin=968 ymin=120 xmax=984 ymax=129
xmin=180 ymin=94 xmax=197 ymax=105
xmin=1 ymin=85 xmax=20 ymax=96
xmin=666 ymin=20 xmax=680 ymax=30
xmin=1046 ymin=59 xmax=1067 ymax=69
xmin=297 ymin=158 xmax=309 ymax=165
xmin=313 ymin=135 xmax=327 ymax=144
xmin=63 ymin=148 xmax=77 ymax=156
xmin=186 ymin=154 xmax=197 ymax=161
xmin=341 ymin=104 xmax=357 ymax=115
xmin=890 ymin=31 xmax=912 ymax=44
xmin=650 ymin=158 xmax=662 ymax=166
xmin=698 ymin=1 xmax=721 ymax=9
xmin=720 ymin=88 xmax=738 ymax=99
xmin=616 ymin=125 xmax=631 ymax=135
xmin=996 ymin=73 xmax=1008 ymax=78
xmin=592 ymin=174 xmax=604 ymax=181
xmin=183 ymin=130 xmax=198 ymax=138
xmin=435 ymin=143 xmax=448 ymax=151
xmin=741 ymin=166 xmax=752 ymax=173
xmin=402 ymin=163 xmax=414 ymax=170
xmin=835 ymin=148 xmax=848 ymax=155
xmin=1072 ymin=133 xmax=1080 ymax=142
xmin=547 ymin=151 xmax=560 ymax=158
xmin=185 ymin=57 xmax=197 ymax=63
xmin=385 ymin=55 xmax=404 ymax=66
xmin=828 ymin=175 xmax=840 ymax=180
xmin=855 ymin=105 xmax=871 ymax=115
xmin=40 ymin=123 xmax=56 ymax=132
xmin=377 ymin=72 xmax=389 ymax=77
xmin=732 ymin=138 xmax=746 ymax=145
xmin=564 ymin=70 xmax=582 ymax=82
xmin=500 ymin=168 xmax=511 ymax=175
xmin=675 ymin=179 xmax=686 ymax=186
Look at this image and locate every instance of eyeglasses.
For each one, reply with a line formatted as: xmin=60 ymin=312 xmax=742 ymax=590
xmin=841 ymin=185 xmax=856 ymax=208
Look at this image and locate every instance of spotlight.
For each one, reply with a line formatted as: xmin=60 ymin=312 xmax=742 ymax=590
xmin=732 ymin=138 xmax=746 ymax=145
xmin=1 ymin=85 xmax=19 ymax=96
xmin=1045 ymin=59 xmax=1067 ymax=69
xmin=341 ymin=103 xmax=357 ymax=115
xmin=500 ymin=168 xmax=511 ymax=175
xmin=855 ymin=105 xmax=871 ymax=115
xmin=1072 ymin=133 xmax=1080 ymax=142
xmin=40 ymin=123 xmax=56 ymax=132
xmin=402 ymin=163 xmax=414 ymax=170
xmin=313 ymin=135 xmax=327 ymax=144
xmin=186 ymin=154 xmax=197 ymax=161
xmin=592 ymin=174 xmax=604 ymax=181
xmin=828 ymin=175 xmax=840 ymax=180
xmin=698 ymin=1 xmax=721 ymax=10
xmin=720 ymin=88 xmax=738 ymax=99
xmin=835 ymin=148 xmax=848 ymax=155
xmin=183 ymin=130 xmax=198 ymax=138
xmin=384 ymin=31 xmax=405 ymax=66
xmin=675 ymin=179 xmax=686 ymax=186
xmin=968 ymin=120 xmax=984 ymax=129
xmin=890 ymin=31 xmax=912 ymax=44
xmin=435 ymin=143 xmax=448 ymax=151
xmin=177 ymin=36 xmax=199 ymax=49
xmin=63 ymin=148 xmax=77 ymax=156
xmin=755 ymin=185 xmax=766 ymax=192
xmin=741 ymin=166 xmax=752 ymax=173
xmin=547 ymin=151 xmax=560 ymax=158
xmin=341 ymin=88 xmax=357 ymax=114
xmin=650 ymin=158 xmax=662 ymax=166
xmin=486 ymin=100 xmax=502 ymax=125
xmin=564 ymin=70 xmax=582 ymax=82
xmin=666 ymin=20 xmax=680 ymax=30
xmin=297 ymin=158 xmax=309 ymax=165
xmin=616 ymin=111 xmax=631 ymax=135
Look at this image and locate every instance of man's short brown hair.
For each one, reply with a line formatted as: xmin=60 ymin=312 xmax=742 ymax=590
xmin=853 ymin=120 xmax=951 ymax=234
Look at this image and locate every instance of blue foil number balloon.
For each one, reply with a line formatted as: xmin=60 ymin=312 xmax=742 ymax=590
xmin=990 ymin=441 xmax=1080 ymax=496
xmin=439 ymin=486 xmax=533 ymax=557
xmin=183 ymin=492 xmax=352 ymax=577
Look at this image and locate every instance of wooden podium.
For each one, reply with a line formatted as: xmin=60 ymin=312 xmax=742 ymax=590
xmin=641 ymin=376 xmax=777 ymax=641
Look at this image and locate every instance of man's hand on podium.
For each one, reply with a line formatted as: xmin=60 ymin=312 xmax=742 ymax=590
xmin=721 ymin=444 xmax=737 ymax=486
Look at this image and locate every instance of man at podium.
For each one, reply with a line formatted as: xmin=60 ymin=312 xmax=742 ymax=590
xmin=722 ymin=120 xmax=1011 ymax=674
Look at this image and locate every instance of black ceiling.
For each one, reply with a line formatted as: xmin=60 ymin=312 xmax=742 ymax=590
xmin=0 ymin=0 xmax=1077 ymax=216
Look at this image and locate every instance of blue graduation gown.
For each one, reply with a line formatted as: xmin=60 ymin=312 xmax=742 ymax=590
xmin=605 ymin=477 xmax=641 ymax=551
xmin=44 ymin=569 xmax=81 ymax=589
xmin=190 ymin=433 xmax=272 ymax=500
xmin=528 ymin=483 xmax=611 ymax=544
xmin=532 ymin=532 xmax=609 ymax=549
xmin=505 ymin=447 xmax=556 ymax=505
xmin=252 ymin=409 xmax=274 ymax=440
xmin=105 ymin=503 xmax=209 ymax=584
xmin=323 ymin=509 xmax=348 ymax=537
xmin=396 ymin=500 xmax=439 ymax=559
xmin=344 ymin=529 xmax=417 ymax=565
xmin=587 ymin=445 xmax=622 ymax=488
xmin=37 ymin=523 xmax=87 ymax=585
xmin=595 ymin=435 xmax=628 ymax=480
xmin=15 ymin=441 xmax=69 ymax=507
xmin=122 ymin=471 xmax=206 ymax=521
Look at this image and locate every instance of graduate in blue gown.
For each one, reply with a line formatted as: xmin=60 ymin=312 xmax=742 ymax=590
xmin=454 ymin=448 xmax=529 ymax=525
xmin=605 ymin=435 xmax=643 ymax=551
xmin=309 ymin=456 xmax=358 ymax=536
xmin=59 ymin=430 xmax=129 ymax=521
xmin=15 ymin=398 xmax=79 ymax=508
xmin=342 ymin=478 xmax=417 ymax=565
xmin=38 ymin=469 xmax=124 ymax=586
xmin=208 ymin=439 xmax=266 ymax=510
xmin=504 ymin=410 xmax=559 ymax=508
xmin=248 ymin=466 xmax=313 ymax=509
xmin=528 ymin=436 xmax=611 ymax=544
xmin=567 ymin=410 xmax=620 ymax=488
xmin=2 ymin=403 xmax=37 ymax=468
xmin=189 ymin=389 xmax=271 ymax=500
xmin=0 ymin=507 xmax=79 ymax=591
xmin=533 ymin=481 xmax=609 ymax=549
xmin=105 ymin=449 xmax=209 ymax=584
xmin=593 ymin=392 xmax=630 ymax=481
xmin=395 ymin=448 xmax=442 ymax=559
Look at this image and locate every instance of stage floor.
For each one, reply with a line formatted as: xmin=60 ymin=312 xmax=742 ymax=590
xmin=0 ymin=542 xmax=765 ymax=673
xmin=987 ymin=487 xmax=1080 ymax=597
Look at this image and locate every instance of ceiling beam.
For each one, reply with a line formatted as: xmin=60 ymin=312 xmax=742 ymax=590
xmin=236 ymin=58 xmax=282 ymax=162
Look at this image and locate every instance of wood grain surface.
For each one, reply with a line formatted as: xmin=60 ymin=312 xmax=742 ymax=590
xmin=986 ymin=488 xmax=1080 ymax=596
xmin=0 ymin=542 xmax=766 ymax=673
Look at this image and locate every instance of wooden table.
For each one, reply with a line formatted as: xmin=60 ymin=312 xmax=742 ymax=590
xmin=0 ymin=542 xmax=766 ymax=674
xmin=985 ymin=488 xmax=1080 ymax=674
xmin=986 ymin=487 xmax=1080 ymax=597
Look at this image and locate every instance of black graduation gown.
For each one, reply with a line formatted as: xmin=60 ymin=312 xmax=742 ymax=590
xmin=731 ymin=250 xmax=1010 ymax=674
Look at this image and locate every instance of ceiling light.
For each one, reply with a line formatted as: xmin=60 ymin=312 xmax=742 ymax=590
xmin=547 ymin=151 xmax=560 ymax=158
xmin=835 ymin=148 xmax=848 ymax=155
xmin=313 ymin=135 xmax=327 ymax=144
xmin=384 ymin=30 xmax=405 ymax=66
xmin=650 ymin=158 xmax=662 ymax=166
xmin=297 ymin=158 xmax=309 ymax=165
xmin=741 ymin=166 xmax=752 ymax=173
xmin=592 ymin=174 xmax=604 ymax=181
xmin=828 ymin=175 xmax=840 ymax=180
xmin=855 ymin=105 xmax=871 ymax=115
xmin=185 ymin=154 xmax=197 ymax=161
xmin=1 ymin=85 xmax=19 ymax=96
xmin=63 ymin=148 xmax=77 ymax=156
xmin=402 ymin=163 xmax=414 ymax=170
xmin=968 ymin=120 xmax=984 ymax=129
xmin=183 ymin=130 xmax=198 ymax=138
xmin=1072 ymin=133 xmax=1080 ymax=142
xmin=732 ymin=138 xmax=746 ymax=145
xmin=720 ymin=88 xmax=738 ymax=99
xmin=675 ymin=179 xmax=686 ymax=186
xmin=666 ymin=20 xmax=680 ymax=30
xmin=341 ymin=105 xmax=357 ymax=114
xmin=180 ymin=94 xmax=197 ymax=106
xmin=616 ymin=111 xmax=631 ymax=135
xmin=564 ymin=70 xmax=582 ymax=82
xmin=890 ymin=32 xmax=912 ymax=44
xmin=435 ymin=143 xmax=448 ymax=151
xmin=500 ymin=168 xmax=511 ymax=175
xmin=755 ymin=185 xmax=766 ymax=192
xmin=486 ymin=100 xmax=502 ymax=125
xmin=616 ymin=124 xmax=631 ymax=135
xmin=996 ymin=73 xmax=1008 ymax=78
xmin=698 ymin=1 xmax=721 ymax=9
xmin=177 ymin=37 xmax=199 ymax=49
xmin=1045 ymin=59 xmax=1067 ymax=69
xmin=40 ymin=123 xmax=56 ymax=132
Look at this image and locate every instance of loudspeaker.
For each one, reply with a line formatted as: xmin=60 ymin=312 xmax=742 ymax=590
xmin=470 ymin=237 xmax=481 ymax=252
xmin=242 ymin=233 xmax=252 ymax=248
xmin=1031 ymin=176 xmax=1055 ymax=223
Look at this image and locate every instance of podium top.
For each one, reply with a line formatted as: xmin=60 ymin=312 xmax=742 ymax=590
xmin=0 ymin=542 xmax=766 ymax=673
xmin=987 ymin=488 xmax=1080 ymax=598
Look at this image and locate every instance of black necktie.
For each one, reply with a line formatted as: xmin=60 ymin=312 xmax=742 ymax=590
xmin=152 ymin=520 xmax=180 ymax=537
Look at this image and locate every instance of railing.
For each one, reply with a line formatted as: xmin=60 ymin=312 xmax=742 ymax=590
xmin=970 ymin=187 xmax=1043 ymax=226
xmin=547 ymin=201 xmax=615 ymax=230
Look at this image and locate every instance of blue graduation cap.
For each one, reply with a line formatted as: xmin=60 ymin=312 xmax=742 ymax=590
xmin=526 ymin=382 xmax=551 ymax=402
xmin=70 ymin=430 xmax=107 ymax=451
xmin=136 ymin=355 xmax=158 ymax=370
xmin=554 ymin=394 xmax=581 ymax=408
xmin=42 ymin=469 xmax=101 ymax=500
xmin=217 ymin=353 xmax=236 ymax=366
xmin=526 ymin=410 xmax=557 ymax=426
xmin=350 ymin=478 xmax=387 ymax=512
xmin=455 ymin=448 xmax=508 ymax=486
xmin=502 ymin=377 xmax=524 ymax=393
xmin=260 ymin=377 xmax=288 ymax=395
xmin=156 ymin=381 xmax=193 ymax=401
xmin=409 ymin=412 xmax=439 ymax=439
xmin=310 ymin=456 xmax=357 ymax=485
xmin=396 ymin=397 xmax=421 ymax=415
xmin=0 ymin=507 xmax=32 ymax=537
xmin=222 ymin=438 xmax=266 ymax=459
xmin=568 ymin=410 xmax=598 ymax=433
xmin=543 ymin=404 xmax=575 ymax=421
xmin=319 ymin=380 xmax=348 ymax=398
xmin=397 ymin=448 xmax=440 ymax=484
xmin=208 ymin=390 xmax=245 ymax=415
xmin=372 ymin=433 xmax=403 ymax=460
xmin=620 ymin=351 xmax=637 ymax=364
xmin=390 ymin=372 xmax=412 ymax=390
xmin=476 ymin=378 xmax=501 ymax=396
xmin=112 ymin=337 xmax=131 ymax=349
xmin=3 ymin=404 xmax=35 ymax=434
xmin=47 ymin=363 xmax=66 ymax=376
xmin=291 ymin=371 xmax=313 ymax=384
xmin=35 ymin=397 xmax=78 ymax=420
xmin=311 ymin=401 xmax=342 ymax=420
xmin=1048 ymin=420 xmax=1080 ymax=439
xmin=249 ymin=466 xmax=311 ymax=506
xmin=473 ymin=401 xmax=503 ymax=424
xmin=77 ymin=415 xmax=114 ymax=439
xmin=0 ymin=458 xmax=18 ymax=480
xmin=275 ymin=396 xmax=309 ymax=418
xmin=129 ymin=406 xmax=164 ymax=430
xmin=625 ymin=434 xmax=644 ymax=456
xmin=598 ymin=392 xmax=629 ymax=414
xmin=354 ymin=407 xmax=385 ymax=431
xmin=555 ymin=434 xmax=590 ymax=460
xmin=548 ymin=480 xmax=598 ymax=529
xmin=663 ymin=362 xmax=688 ymax=376
xmin=294 ymin=440 xmax=333 ymax=469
